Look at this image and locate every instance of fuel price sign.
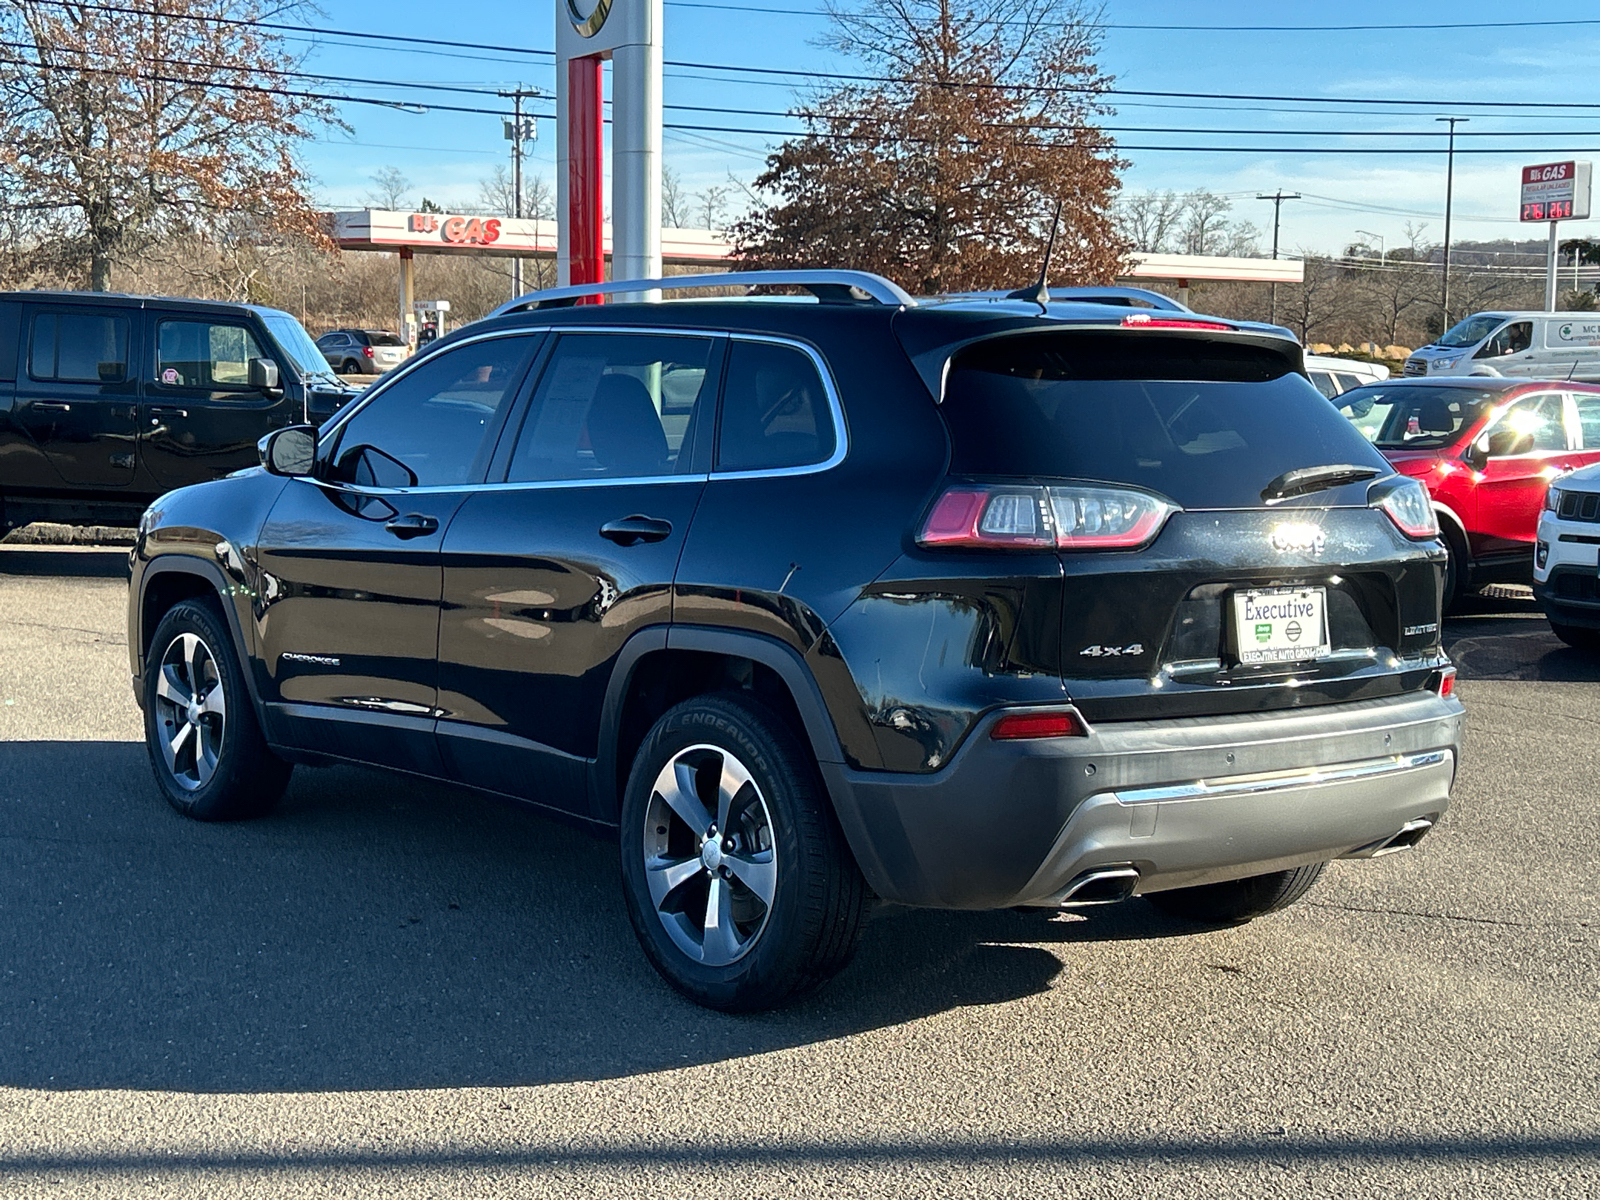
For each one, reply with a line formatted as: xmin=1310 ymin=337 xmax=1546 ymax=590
xmin=1520 ymin=161 xmax=1592 ymax=222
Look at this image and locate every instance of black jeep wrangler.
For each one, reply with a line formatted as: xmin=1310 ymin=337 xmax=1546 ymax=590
xmin=127 ymin=271 xmax=1464 ymax=1011
xmin=0 ymin=291 xmax=356 ymax=532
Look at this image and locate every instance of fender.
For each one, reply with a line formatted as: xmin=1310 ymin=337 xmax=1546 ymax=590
xmin=134 ymin=555 xmax=267 ymax=729
xmin=1430 ymin=499 xmax=1469 ymax=546
xmin=589 ymin=625 xmax=848 ymax=825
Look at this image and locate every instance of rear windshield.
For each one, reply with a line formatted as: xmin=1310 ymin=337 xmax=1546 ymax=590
xmin=365 ymin=331 xmax=407 ymax=346
xmin=1338 ymin=383 xmax=1501 ymax=449
xmin=941 ymin=333 xmax=1388 ymax=509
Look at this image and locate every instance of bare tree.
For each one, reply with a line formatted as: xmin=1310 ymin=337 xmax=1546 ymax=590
xmin=661 ymin=164 xmax=691 ymax=228
xmin=732 ymin=0 xmax=1130 ymax=292
xmin=1280 ymin=254 xmax=1350 ymax=344
xmin=698 ymin=183 xmax=730 ymax=231
xmin=1179 ymin=189 xmax=1235 ymax=256
xmin=1116 ymin=189 xmax=1184 ymax=253
xmin=475 ymin=164 xmax=552 ymax=219
xmin=366 ymin=166 xmax=411 ymax=211
xmin=0 ymin=0 xmax=334 ymax=291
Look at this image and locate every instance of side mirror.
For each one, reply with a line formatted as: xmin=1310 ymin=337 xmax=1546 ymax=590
xmin=259 ymin=425 xmax=318 ymax=477
xmin=249 ymin=357 xmax=282 ymax=395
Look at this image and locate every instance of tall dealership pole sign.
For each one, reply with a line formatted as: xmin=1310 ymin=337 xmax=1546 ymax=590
xmin=557 ymin=0 xmax=663 ymax=294
xmin=1520 ymin=161 xmax=1592 ymax=311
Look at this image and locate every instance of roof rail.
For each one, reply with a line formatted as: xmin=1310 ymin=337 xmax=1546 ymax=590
xmin=489 ymin=269 xmax=916 ymax=316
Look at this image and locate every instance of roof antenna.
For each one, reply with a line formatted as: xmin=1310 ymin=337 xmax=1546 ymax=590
xmin=1008 ymin=199 xmax=1063 ymax=312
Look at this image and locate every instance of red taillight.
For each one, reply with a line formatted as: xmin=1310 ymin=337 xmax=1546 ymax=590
xmin=1434 ymin=666 xmax=1456 ymax=698
xmin=990 ymin=709 xmax=1089 ymax=740
xmin=363 ymin=346 xmax=374 ymax=357
xmin=918 ymin=484 xmax=1176 ymax=551
xmin=1121 ymin=313 xmax=1232 ymax=331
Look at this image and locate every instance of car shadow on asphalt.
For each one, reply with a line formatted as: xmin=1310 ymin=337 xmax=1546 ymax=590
xmin=0 ymin=740 xmax=1197 ymax=1096
xmin=1443 ymin=590 xmax=1600 ymax=682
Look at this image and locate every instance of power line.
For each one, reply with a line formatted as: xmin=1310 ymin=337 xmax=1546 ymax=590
xmin=661 ymin=2 xmax=1600 ymax=34
xmin=28 ymin=1 xmax=1600 ymax=113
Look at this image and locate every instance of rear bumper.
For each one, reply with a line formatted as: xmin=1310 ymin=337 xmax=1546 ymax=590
xmin=821 ymin=690 xmax=1464 ymax=909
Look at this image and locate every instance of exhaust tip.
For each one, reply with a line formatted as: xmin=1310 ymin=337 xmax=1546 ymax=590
xmin=1344 ymin=815 xmax=1437 ymax=860
xmin=1052 ymin=865 xmax=1140 ymax=907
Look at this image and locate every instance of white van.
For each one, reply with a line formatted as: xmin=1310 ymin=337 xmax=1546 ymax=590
xmin=1404 ymin=311 xmax=1600 ymax=381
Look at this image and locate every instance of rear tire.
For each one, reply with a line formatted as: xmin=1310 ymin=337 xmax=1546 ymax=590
xmin=1146 ymin=862 xmax=1327 ymax=925
xmin=143 ymin=600 xmax=291 ymax=821
xmin=1550 ymin=620 xmax=1600 ymax=652
xmin=1441 ymin=524 xmax=1471 ymax=614
xmin=340 ymin=359 xmax=361 ymax=375
xmin=619 ymin=693 xmax=868 ymax=1012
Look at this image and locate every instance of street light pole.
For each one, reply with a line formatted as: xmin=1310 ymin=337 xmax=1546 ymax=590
xmin=1436 ymin=116 xmax=1468 ymax=328
xmin=1355 ymin=228 xmax=1385 ymax=265
xmin=1257 ymin=190 xmax=1301 ymax=325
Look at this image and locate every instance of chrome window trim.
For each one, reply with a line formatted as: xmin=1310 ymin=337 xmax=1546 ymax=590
xmin=313 ymin=325 xmax=848 ymax=494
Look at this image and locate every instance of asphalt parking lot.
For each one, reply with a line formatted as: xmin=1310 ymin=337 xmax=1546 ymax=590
xmin=0 ymin=546 xmax=1595 ymax=1198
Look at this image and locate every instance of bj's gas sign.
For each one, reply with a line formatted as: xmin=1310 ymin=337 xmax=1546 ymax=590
xmin=1520 ymin=161 xmax=1592 ymax=222
xmin=409 ymin=213 xmax=503 ymax=245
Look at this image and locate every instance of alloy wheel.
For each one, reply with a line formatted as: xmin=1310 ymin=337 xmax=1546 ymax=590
xmin=642 ymin=743 xmax=777 ymax=967
xmin=152 ymin=632 xmax=227 ymax=791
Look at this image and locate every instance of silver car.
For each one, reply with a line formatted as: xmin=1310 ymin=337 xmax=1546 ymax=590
xmin=316 ymin=328 xmax=410 ymax=375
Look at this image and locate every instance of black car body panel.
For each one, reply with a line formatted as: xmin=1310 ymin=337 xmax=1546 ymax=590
xmin=129 ymin=284 xmax=1464 ymax=909
xmin=1 ymin=291 xmax=357 ymax=530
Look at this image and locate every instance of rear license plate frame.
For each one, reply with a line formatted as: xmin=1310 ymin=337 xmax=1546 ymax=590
xmin=1230 ymin=586 xmax=1331 ymax=665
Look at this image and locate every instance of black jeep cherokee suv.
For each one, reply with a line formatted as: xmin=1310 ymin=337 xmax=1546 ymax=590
xmin=127 ymin=271 xmax=1465 ymax=1011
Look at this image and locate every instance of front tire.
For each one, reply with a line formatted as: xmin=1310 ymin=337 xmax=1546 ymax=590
xmin=1145 ymin=862 xmax=1327 ymax=925
xmin=143 ymin=600 xmax=291 ymax=821
xmin=619 ymin=694 xmax=867 ymax=1012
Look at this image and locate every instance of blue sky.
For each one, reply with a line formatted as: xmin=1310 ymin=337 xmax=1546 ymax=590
xmin=301 ymin=0 xmax=1600 ymax=254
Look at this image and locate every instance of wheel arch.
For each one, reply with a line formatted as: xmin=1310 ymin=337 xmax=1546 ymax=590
xmin=137 ymin=558 xmax=260 ymax=718
xmin=593 ymin=626 xmax=846 ymax=826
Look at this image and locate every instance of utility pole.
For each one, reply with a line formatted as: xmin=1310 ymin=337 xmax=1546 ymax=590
xmin=1257 ymin=191 xmax=1301 ymax=325
xmin=1436 ymin=116 xmax=1468 ymax=328
xmin=500 ymin=87 xmax=541 ymax=298
xmin=1355 ymin=228 xmax=1385 ymax=265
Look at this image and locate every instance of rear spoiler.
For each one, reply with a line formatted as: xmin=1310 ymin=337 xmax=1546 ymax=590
xmin=893 ymin=314 xmax=1308 ymax=403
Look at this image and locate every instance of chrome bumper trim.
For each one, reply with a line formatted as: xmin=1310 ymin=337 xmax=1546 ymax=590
xmin=1111 ymin=750 xmax=1451 ymax=807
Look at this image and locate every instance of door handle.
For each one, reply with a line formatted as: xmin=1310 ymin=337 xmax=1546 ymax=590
xmin=384 ymin=513 xmax=440 ymax=540
xmin=599 ymin=515 xmax=673 ymax=546
xmin=148 ymin=406 xmax=189 ymax=420
xmin=33 ymin=401 xmax=71 ymax=413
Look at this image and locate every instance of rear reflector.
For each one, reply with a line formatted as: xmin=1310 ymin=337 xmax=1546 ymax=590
xmin=990 ymin=710 xmax=1089 ymax=740
xmin=1121 ymin=313 xmax=1233 ymax=331
xmin=919 ymin=483 xmax=1177 ymax=551
xmin=1433 ymin=667 xmax=1457 ymax=699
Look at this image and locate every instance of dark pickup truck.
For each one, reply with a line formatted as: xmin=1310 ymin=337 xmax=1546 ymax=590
xmin=0 ymin=291 xmax=358 ymax=532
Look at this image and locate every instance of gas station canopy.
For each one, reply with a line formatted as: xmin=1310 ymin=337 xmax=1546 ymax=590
xmin=326 ymin=209 xmax=731 ymax=265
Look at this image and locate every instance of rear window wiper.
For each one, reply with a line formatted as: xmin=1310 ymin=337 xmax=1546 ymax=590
xmin=1261 ymin=463 xmax=1381 ymax=502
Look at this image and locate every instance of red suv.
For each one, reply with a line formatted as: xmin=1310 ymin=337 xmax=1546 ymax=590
xmin=1335 ymin=377 xmax=1600 ymax=605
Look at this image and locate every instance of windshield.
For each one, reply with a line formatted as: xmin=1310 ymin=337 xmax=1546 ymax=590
xmin=262 ymin=312 xmax=339 ymax=381
xmin=365 ymin=331 xmax=407 ymax=347
xmin=1436 ymin=314 xmax=1507 ymax=349
xmin=941 ymin=333 xmax=1387 ymax=509
xmin=1340 ymin=384 xmax=1503 ymax=449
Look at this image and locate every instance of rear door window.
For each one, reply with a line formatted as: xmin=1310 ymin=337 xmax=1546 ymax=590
xmin=940 ymin=332 xmax=1386 ymax=509
xmin=1572 ymin=392 xmax=1600 ymax=449
xmin=506 ymin=333 xmax=715 ymax=482
xmin=29 ymin=312 xmax=129 ymax=382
